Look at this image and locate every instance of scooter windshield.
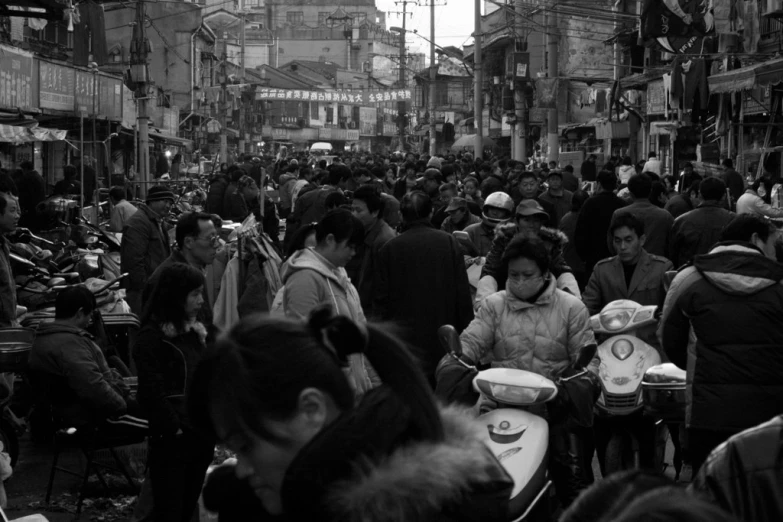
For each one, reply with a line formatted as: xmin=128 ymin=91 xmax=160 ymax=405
xmin=599 ymin=308 xmax=635 ymax=332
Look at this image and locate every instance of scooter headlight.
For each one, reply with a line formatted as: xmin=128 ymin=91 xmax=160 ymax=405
xmin=611 ymin=339 xmax=635 ymax=361
xmin=599 ymin=308 xmax=635 ymax=331
xmin=488 ymin=384 xmax=541 ymax=404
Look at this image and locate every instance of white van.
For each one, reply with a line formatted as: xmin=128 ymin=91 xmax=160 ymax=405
xmin=309 ymin=142 xmax=333 ymax=153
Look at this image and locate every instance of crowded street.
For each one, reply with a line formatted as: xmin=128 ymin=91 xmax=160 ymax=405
xmin=2 ymin=0 xmax=783 ymax=519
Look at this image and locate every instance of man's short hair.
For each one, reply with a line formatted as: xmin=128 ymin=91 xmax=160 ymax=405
xmin=627 ymin=174 xmax=653 ymax=199
xmin=597 ymin=170 xmax=617 ymax=191
xmin=400 ymin=191 xmax=432 ymax=223
xmin=519 ymin=170 xmax=538 ymax=182
xmin=352 ymin=167 xmax=370 ymax=180
xmin=699 ymin=177 xmax=726 ymax=202
xmin=0 ymin=191 xmax=14 ymax=215
xmin=563 ymin=165 xmax=574 ymax=173
xmin=55 ymin=286 xmax=96 ymax=320
xmin=353 ymin=185 xmax=383 ymax=214
xmin=722 ymin=158 xmax=734 ymax=169
xmin=109 ymin=186 xmax=127 ymax=202
xmin=439 ymin=181 xmax=458 ymax=194
xmin=648 ymin=151 xmax=657 ymax=158
xmin=175 ymin=211 xmax=213 ymax=249
xmin=327 ymin=164 xmax=351 ymax=186
xmin=325 ymin=191 xmax=347 ymax=210
xmin=610 ymin=212 xmax=645 ymax=238
xmin=721 ymin=214 xmax=777 ymax=244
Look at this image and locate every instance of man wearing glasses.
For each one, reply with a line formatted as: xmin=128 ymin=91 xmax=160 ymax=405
xmin=143 ymin=211 xmax=219 ymax=325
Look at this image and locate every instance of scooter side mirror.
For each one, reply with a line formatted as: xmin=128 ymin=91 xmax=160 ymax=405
xmin=437 ymin=325 xmax=462 ymax=357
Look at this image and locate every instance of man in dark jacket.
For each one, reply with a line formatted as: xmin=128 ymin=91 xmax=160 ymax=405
xmin=144 ymin=212 xmax=217 ymax=325
xmin=659 ymin=214 xmax=783 ymax=474
xmin=612 ymin=173 xmax=674 ymax=259
xmin=580 ymin=154 xmax=597 ymax=182
xmin=721 ymin=158 xmax=746 ymax=208
xmin=516 ymin=170 xmax=556 ymax=227
xmin=664 ymin=179 xmax=699 ymax=219
xmin=374 ymin=191 xmax=473 ymax=384
xmin=668 ymin=177 xmax=735 ymax=269
xmin=120 ymin=186 xmax=174 ymax=314
xmin=28 ymin=286 xmax=147 ymax=436
xmin=17 ymin=162 xmax=46 ymax=231
xmin=574 ymin=170 xmax=626 ymax=278
xmin=0 ymin=191 xmax=20 ymax=327
xmin=284 ymin=165 xmax=344 ymax=249
xmin=690 ymin=414 xmax=783 ymax=522
xmin=206 ymin=172 xmax=230 ymax=218
xmin=347 ymin=185 xmax=396 ymax=316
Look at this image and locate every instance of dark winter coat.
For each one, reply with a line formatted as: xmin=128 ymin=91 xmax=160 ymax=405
xmin=29 ymin=323 xmax=127 ymax=427
xmin=134 ymin=321 xmax=208 ymax=437
xmin=345 ymin=218 xmax=396 ymax=316
xmin=120 ymin=203 xmax=171 ymax=295
xmin=206 ymin=176 xmax=229 ymax=218
xmin=574 ymin=191 xmax=627 ymax=273
xmin=202 ymin=388 xmax=512 ymax=522
xmin=690 ymin=414 xmax=783 ymax=522
xmin=668 ymin=202 xmax=735 ymax=269
xmin=0 ymin=235 xmax=17 ymax=327
xmin=374 ymin=223 xmax=473 ymax=379
xmin=659 ymin=243 xmax=783 ymax=432
xmin=664 ymin=193 xmax=694 ymax=219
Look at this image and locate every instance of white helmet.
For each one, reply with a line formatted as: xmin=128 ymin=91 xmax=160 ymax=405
xmin=482 ymin=191 xmax=514 ymax=226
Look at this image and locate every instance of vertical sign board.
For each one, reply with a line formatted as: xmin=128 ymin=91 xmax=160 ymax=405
xmin=74 ymin=70 xmax=96 ymax=115
xmin=39 ymin=62 xmax=75 ymax=111
xmin=99 ymin=76 xmax=123 ymax=120
xmin=0 ymin=44 xmax=34 ymax=111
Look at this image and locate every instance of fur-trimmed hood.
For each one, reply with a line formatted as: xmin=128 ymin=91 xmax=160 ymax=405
xmin=495 ymin=221 xmax=568 ymax=248
xmin=328 ymin=405 xmax=511 ymax=522
xmin=160 ymin=320 xmax=207 ymax=344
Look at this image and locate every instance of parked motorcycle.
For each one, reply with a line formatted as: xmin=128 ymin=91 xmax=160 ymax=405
xmin=591 ymin=299 xmax=666 ymax=474
xmin=437 ymin=325 xmax=596 ymax=521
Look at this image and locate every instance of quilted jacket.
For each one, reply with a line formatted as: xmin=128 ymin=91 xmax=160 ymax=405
xmin=461 ymin=276 xmax=595 ymax=380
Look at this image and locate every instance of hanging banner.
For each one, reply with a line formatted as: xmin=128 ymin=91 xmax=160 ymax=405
xmin=254 ymin=87 xmax=413 ymax=106
xmin=0 ymin=44 xmax=34 ymax=111
xmin=534 ymin=78 xmax=559 ymax=109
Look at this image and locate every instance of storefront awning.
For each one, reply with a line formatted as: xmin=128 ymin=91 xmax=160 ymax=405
xmin=0 ymin=123 xmax=67 ymax=144
xmin=148 ymin=130 xmax=194 ymax=150
xmin=709 ymin=58 xmax=783 ymax=94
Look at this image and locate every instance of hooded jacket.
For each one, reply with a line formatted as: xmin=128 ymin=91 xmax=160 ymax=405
xmin=659 ymin=242 xmax=783 ymax=431
xmin=476 ymin=222 xmax=579 ymax=303
xmin=29 ymin=322 xmax=127 ymax=427
xmin=461 ymin=276 xmax=595 ymax=379
xmin=690 ymin=414 xmax=783 ymax=522
xmin=282 ymin=247 xmax=377 ymax=394
xmin=618 ymin=165 xmax=636 ymax=184
xmin=202 ymin=388 xmax=513 ymax=522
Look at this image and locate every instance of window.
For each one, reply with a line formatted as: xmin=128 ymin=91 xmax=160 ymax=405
xmin=351 ymin=12 xmax=367 ymax=22
xmin=278 ymin=48 xmax=284 ymax=55
xmin=25 ymin=20 xmax=73 ymax=48
xmin=286 ymin=11 xmax=303 ymax=25
xmin=243 ymin=0 xmax=261 ymax=6
xmin=326 ymin=107 xmax=334 ymax=124
xmin=318 ymin=12 xmax=330 ymax=26
xmin=310 ymin=102 xmax=319 ymax=120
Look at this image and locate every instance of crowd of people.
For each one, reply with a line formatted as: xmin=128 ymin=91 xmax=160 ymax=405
xmin=0 ymin=145 xmax=781 ymax=522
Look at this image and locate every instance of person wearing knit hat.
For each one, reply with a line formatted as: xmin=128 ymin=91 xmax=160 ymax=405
xmin=427 ymin=156 xmax=442 ymax=170
xmin=121 ymin=185 xmax=174 ymax=314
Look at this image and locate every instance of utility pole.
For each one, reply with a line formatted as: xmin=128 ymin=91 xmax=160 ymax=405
xmin=473 ymin=0 xmax=482 ymax=159
xmin=546 ymin=3 xmax=558 ymax=164
xmin=513 ymin=0 xmax=526 ymax=163
xmin=219 ymin=32 xmax=228 ymax=165
xmin=390 ymin=1 xmax=414 ymax=152
xmin=239 ymin=12 xmax=246 ymax=155
xmin=429 ymin=0 xmax=436 ymax=156
xmin=131 ymin=0 xmax=151 ymax=194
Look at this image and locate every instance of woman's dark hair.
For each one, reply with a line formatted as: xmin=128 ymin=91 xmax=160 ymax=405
xmin=55 ymin=285 xmax=97 ymax=319
xmin=285 ymin=222 xmax=317 ymax=259
xmin=560 ymin=470 xmax=673 ymax=522
xmin=611 ymin=487 xmax=741 ymax=522
xmin=315 ymin=209 xmax=364 ymax=247
xmin=501 ymin=236 xmax=551 ymax=275
xmin=188 ymin=309 xmax=444 ymax=444
xmin=141 ymin=263 xmax=205 ymax=326
xmin=721 ymin=213 xmax=777 ymax=243
xmin=622 ymin=156 xmax=632 ymax=166
xmin=752 ymin=176 xmax=775 ymax=203
xmin=570 ymin=190 xmax=589 ymax=213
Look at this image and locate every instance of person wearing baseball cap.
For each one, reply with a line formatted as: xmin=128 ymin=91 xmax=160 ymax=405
xmin=416 ymin=168 xmax=443 ymax=201
xmin=121 ymin=185 xmax=175 ymax=314
xmin=441 ymin=196 xmax=481 ymax=234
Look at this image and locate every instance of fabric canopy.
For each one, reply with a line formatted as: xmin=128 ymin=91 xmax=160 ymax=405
xmin=0 ymin=123 xmax=67 ymax=144
xmin=709 ymin=58 xmax=783 ymax=94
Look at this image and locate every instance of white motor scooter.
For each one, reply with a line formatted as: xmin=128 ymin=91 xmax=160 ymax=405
xmin=591 ymin=299 xmax=665 ymax=473
xmin=438 ymin=325 xmax=594 ymax=521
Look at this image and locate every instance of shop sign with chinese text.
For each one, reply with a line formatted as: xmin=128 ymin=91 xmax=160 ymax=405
xmin=0 ymin=45 xmax=34 ymax=111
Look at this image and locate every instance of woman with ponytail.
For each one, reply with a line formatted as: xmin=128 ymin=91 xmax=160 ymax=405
xmin=190 ymin=308 xmax=512 ymax=522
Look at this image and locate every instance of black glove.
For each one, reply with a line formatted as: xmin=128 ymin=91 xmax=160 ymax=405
xmin=434 ymin=354 xmax=479 ymax=406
